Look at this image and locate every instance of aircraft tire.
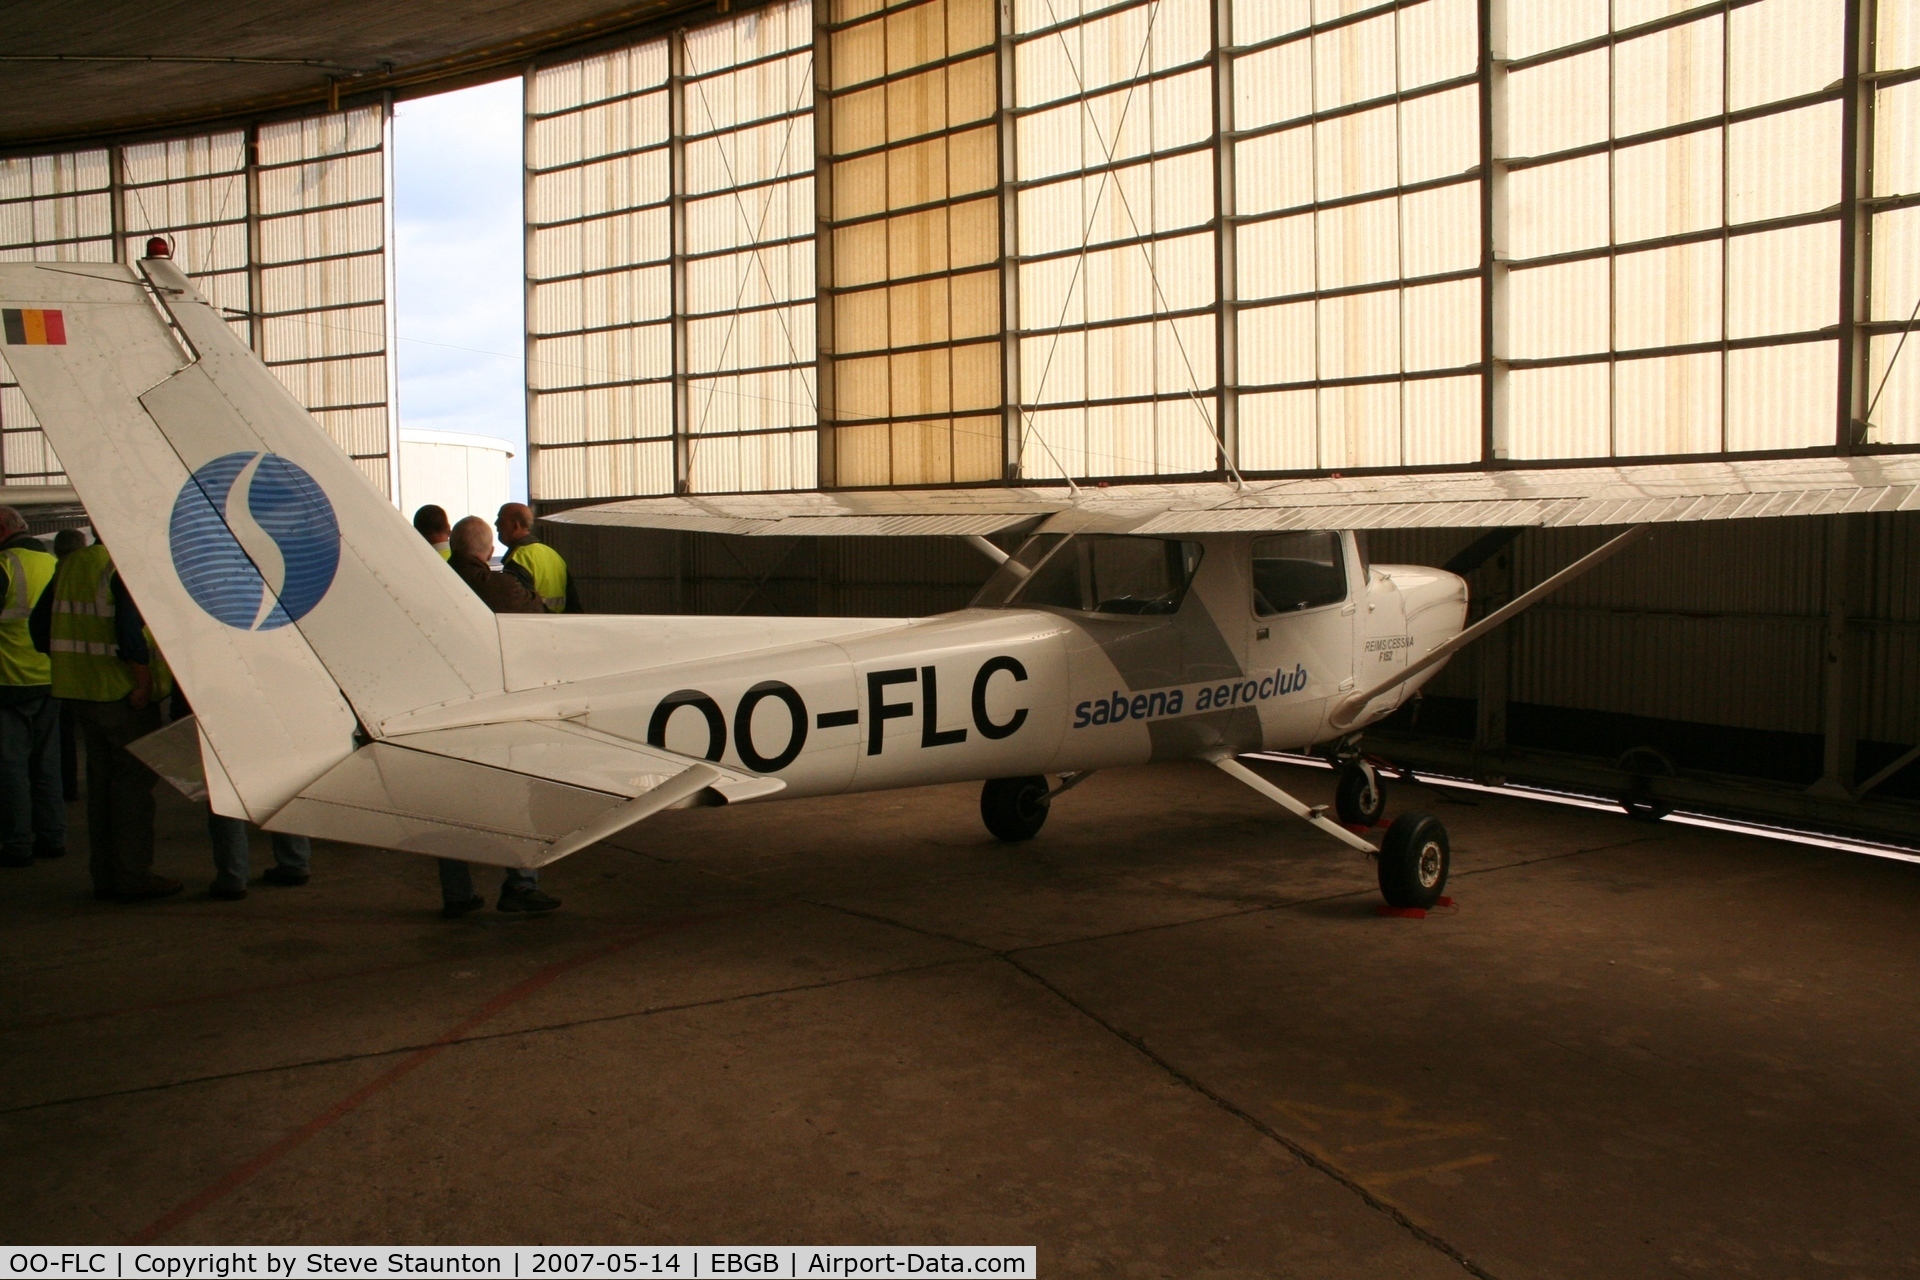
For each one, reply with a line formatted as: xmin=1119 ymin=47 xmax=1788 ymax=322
xmin=981 ymin=775 xmax=1051 ymax=842
xmin=1377 ymin=811 xmax=1449 ymax=909
xmin=1334 ymin=763 xmax=1386 ymax=826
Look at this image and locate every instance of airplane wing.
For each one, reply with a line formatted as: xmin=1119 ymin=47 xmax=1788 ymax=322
xmin=547 ymin=455 xmax=1920 ymax=536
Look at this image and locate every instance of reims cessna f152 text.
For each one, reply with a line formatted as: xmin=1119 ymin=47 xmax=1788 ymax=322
xmin=7 ymin=251 xmax=1920 ymax=908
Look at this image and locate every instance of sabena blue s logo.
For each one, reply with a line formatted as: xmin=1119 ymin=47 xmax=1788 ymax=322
xmin=168 ymin=452 xmax=340 ymax=631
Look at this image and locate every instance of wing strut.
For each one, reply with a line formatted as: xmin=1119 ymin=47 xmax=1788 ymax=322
xmin=963 ymin=535 xmax=1009 ymax=565
xmin=1328 ymin=523 xmax=1653 ymax=732
xmin=1209 ymin=752 xmax=1378 ymax=853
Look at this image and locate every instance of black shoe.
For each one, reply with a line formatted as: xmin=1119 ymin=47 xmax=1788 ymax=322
xmin=498 ymin=885 xmax=561 ymax=913
xmin=0 ymin=851 xmax=33 ymax=868
xmin=209 ymin=884 xmax=248 ymax=901
xmin=441 ymin=894 xmax=486 ymax=919
xmin=262 ymin=866 xmax=309 ymax=886
xmin=111 ymin=876 xmax=183 ymax=903
xmin=32 ymin=844 xmax=65 ymax=860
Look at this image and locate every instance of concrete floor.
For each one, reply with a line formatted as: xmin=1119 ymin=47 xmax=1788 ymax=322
xmin=2 ymin=759 xmax=1918 ymax=1278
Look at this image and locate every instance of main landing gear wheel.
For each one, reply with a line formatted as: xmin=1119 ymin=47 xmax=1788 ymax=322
xmin=981 ymin=775 xmax=1051 ymax=842
xmin=1377 ymin=811 xmax=1450 ymax=909
xmin=1334 ymin=762 xmax=1387 ymax=827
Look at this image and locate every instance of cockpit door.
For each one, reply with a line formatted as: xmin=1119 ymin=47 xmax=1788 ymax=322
xmin=1244 ymin=530 xmax=1356 ymax=749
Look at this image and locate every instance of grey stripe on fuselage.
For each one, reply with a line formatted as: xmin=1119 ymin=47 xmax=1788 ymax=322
xmin=1060 ymin=578 xmax=1265 ymax=763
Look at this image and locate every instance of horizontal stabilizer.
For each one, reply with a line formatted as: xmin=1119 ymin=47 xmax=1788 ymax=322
xmin=128 ymin=715 xmax=208 ymax=805
xmin=128 ymin=714 xmax=269 ymax=819
xmin=387 ymin=719 xmax=785 ymax=805
xmin=263 ymin=722 xmax=785 ymax=868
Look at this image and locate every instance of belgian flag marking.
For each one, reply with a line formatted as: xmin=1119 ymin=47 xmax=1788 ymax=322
xmin=2 ymin=309 xmax=66 ymax=345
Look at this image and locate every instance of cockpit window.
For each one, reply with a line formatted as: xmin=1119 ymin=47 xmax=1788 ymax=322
xmin=1252 ymin=531 xmax=1346 ymax=616
xmin=973 ymin=534 xmax=1203 ymax=616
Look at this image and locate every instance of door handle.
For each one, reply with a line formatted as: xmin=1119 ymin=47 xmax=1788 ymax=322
xmin=1256 ymin=626 xmax=1269 ymax=640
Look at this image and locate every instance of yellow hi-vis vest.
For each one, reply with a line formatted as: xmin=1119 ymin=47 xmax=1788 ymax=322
xmin=506 ymin=540 xmax=569 ymax=612
xmin=48 ymin=546 xmax=172 ymax=703
xmin=0 ymin=544 xmax=55 ymax=687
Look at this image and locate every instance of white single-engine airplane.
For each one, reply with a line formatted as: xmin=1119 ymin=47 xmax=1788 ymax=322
xmin=6 ymin=252 xmax=1918 ymax=909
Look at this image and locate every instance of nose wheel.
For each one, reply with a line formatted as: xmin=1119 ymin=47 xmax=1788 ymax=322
xmin=1334 ymin=760 xmax=1387 ymax=827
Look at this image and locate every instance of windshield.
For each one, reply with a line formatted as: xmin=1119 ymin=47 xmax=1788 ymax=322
xmin=973 ymin=534 xmax=1203 ymax=616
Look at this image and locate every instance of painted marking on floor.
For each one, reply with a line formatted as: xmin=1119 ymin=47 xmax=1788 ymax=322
xmin=1275 ymin=1086 xmax=1502 ymax=1192
xmin=129 ymin=907 xmax=762 ymax=1243
xmin=1364 ymin=1153 xmax=1502 ymax=1188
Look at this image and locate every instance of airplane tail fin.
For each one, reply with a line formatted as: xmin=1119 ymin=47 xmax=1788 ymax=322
xmin=0 ymin=257 xmax=505 ymax=819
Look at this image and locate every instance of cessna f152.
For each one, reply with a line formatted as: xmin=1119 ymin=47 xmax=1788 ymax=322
xmin=6 ymin=252 xmax=1918 ymax=909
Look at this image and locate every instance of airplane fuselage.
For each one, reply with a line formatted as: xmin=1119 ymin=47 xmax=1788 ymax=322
xmin=388 ymin=531 xmax=1470 ymax=802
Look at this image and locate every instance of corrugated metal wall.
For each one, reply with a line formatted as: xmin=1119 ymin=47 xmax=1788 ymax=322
xmin=1371 ymin=513 xmax=1920 ymax=763
xmin=547 ymin=516 xmax=994 ymax=617
xmin=1855 ymin=513 xmax=1920 ymax=745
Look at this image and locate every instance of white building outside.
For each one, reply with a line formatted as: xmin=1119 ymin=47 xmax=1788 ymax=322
xmin=399 ymin=427 xmax=514 ymax=554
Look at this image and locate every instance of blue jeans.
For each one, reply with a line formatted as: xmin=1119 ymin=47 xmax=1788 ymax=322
xmin=0 ymin=694 xmax=67 ymax=856
xmin=437 ymin=859 xmax=537 ymax=904
xmin=208 ymin=812 xmax=311 ymax=893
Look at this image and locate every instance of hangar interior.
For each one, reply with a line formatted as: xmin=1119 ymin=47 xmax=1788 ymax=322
xmin=7 ymin=0 xmax=1920 ymax=834
xmin=4 ymin=0 xmax=1920 ymax=1273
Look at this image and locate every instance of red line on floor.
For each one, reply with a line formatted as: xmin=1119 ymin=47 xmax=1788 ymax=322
xmin=129 ymin=908 xmax=758 ymax=1243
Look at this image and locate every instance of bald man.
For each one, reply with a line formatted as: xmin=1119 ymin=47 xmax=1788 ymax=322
xmin=495 ymin=503 xmax=581 ymax=614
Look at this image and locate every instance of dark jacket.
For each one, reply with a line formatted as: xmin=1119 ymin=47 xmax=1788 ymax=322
xmin=449 ymin=550 xmax=543 ymax=615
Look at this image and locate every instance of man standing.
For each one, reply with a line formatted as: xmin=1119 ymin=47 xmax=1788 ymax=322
xmin=0 ymin=507 xmax=65 ymax=867
xmin=51 ymin=529 xmax=86 ymax=802
xmin=31 ymin=541 xmax=176 ymax=902
xmin=438 ymin=516 xmax=561 ymax=918
xmin=207 ymin=810 xmax=311 ymax=900
xmin=413 ymin=504 xmax=453 ymax=560
xmin=449 ymin=516 xmax=543 ymax=615
xmin=495 ymin=502 xmax=581 ymax=613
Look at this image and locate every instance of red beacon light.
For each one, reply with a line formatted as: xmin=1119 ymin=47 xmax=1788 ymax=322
xmin=145 ymin=236 xmax=171 ymax=259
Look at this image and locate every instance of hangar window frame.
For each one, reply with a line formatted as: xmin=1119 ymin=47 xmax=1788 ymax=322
xmin=816 ymin=0 xmax=1010 ymax=489
xmin=1490 ymin=0 xmax=1859 ymax=462
xmin=511 ymin=0 xmax=1920 ymax=499
xmin=0 ymin=104 xmax=400 ymax=496
xmin=524 ymin=0 xmax=822 ymax=502
xmin=0 ymin=148 xmax=115 ymax=486
xmin=1005 ymin=0 xmax=1230 ymax=484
